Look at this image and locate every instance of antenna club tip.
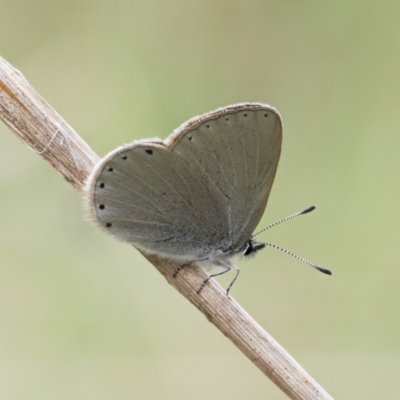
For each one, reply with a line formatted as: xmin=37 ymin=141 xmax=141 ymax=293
xmin=316 ymin=266 xmax=332 ymax=275
xmin=302 ymin=205 xmax=316 ymax=214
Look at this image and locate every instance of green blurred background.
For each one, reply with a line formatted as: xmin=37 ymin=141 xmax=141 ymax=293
xmin=0 ymin=1 xmax=399 ymax=399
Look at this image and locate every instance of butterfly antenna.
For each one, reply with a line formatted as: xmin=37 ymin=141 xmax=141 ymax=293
xmin=262 ymin=242 xmax=332 ymax=275
xmin=253 ymin=205 xmax=316 ymax=238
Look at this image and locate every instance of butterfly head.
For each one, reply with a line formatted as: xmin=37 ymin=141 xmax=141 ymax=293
xmin=242 ymin=238 xmax=266 ymax=258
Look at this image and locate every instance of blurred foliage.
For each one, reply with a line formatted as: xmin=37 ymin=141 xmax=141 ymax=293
xmin=0 ymin=1 xmax=399 ymax=398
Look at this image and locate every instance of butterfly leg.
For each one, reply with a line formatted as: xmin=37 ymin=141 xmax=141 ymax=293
xmin=226 ymin=264 xmax=240 ymax=296
xmin=197 ymin=261 xmax=233 ymax=294
xmin=172 ymin=262 xmax=191 ymax=278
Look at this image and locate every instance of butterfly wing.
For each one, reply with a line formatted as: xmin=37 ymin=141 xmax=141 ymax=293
xmin=167 ymin=103 xmax=282 ymax=251
xmin=85 ymin=103 xmax=282 ymax=261
xmin=85 ymin=139 xmax=228 ymax=260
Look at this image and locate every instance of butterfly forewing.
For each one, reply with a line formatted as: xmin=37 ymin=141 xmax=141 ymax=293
xmin=167 ymin=104 xmax=282 ymax=251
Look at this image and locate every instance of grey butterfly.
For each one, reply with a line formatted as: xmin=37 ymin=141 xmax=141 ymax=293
xmin=85 ymin=103 xmax=329 ymax=294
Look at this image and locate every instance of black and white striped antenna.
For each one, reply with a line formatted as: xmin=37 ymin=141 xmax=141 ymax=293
xmin=254 ymin=205 xmax=332 ymax=276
